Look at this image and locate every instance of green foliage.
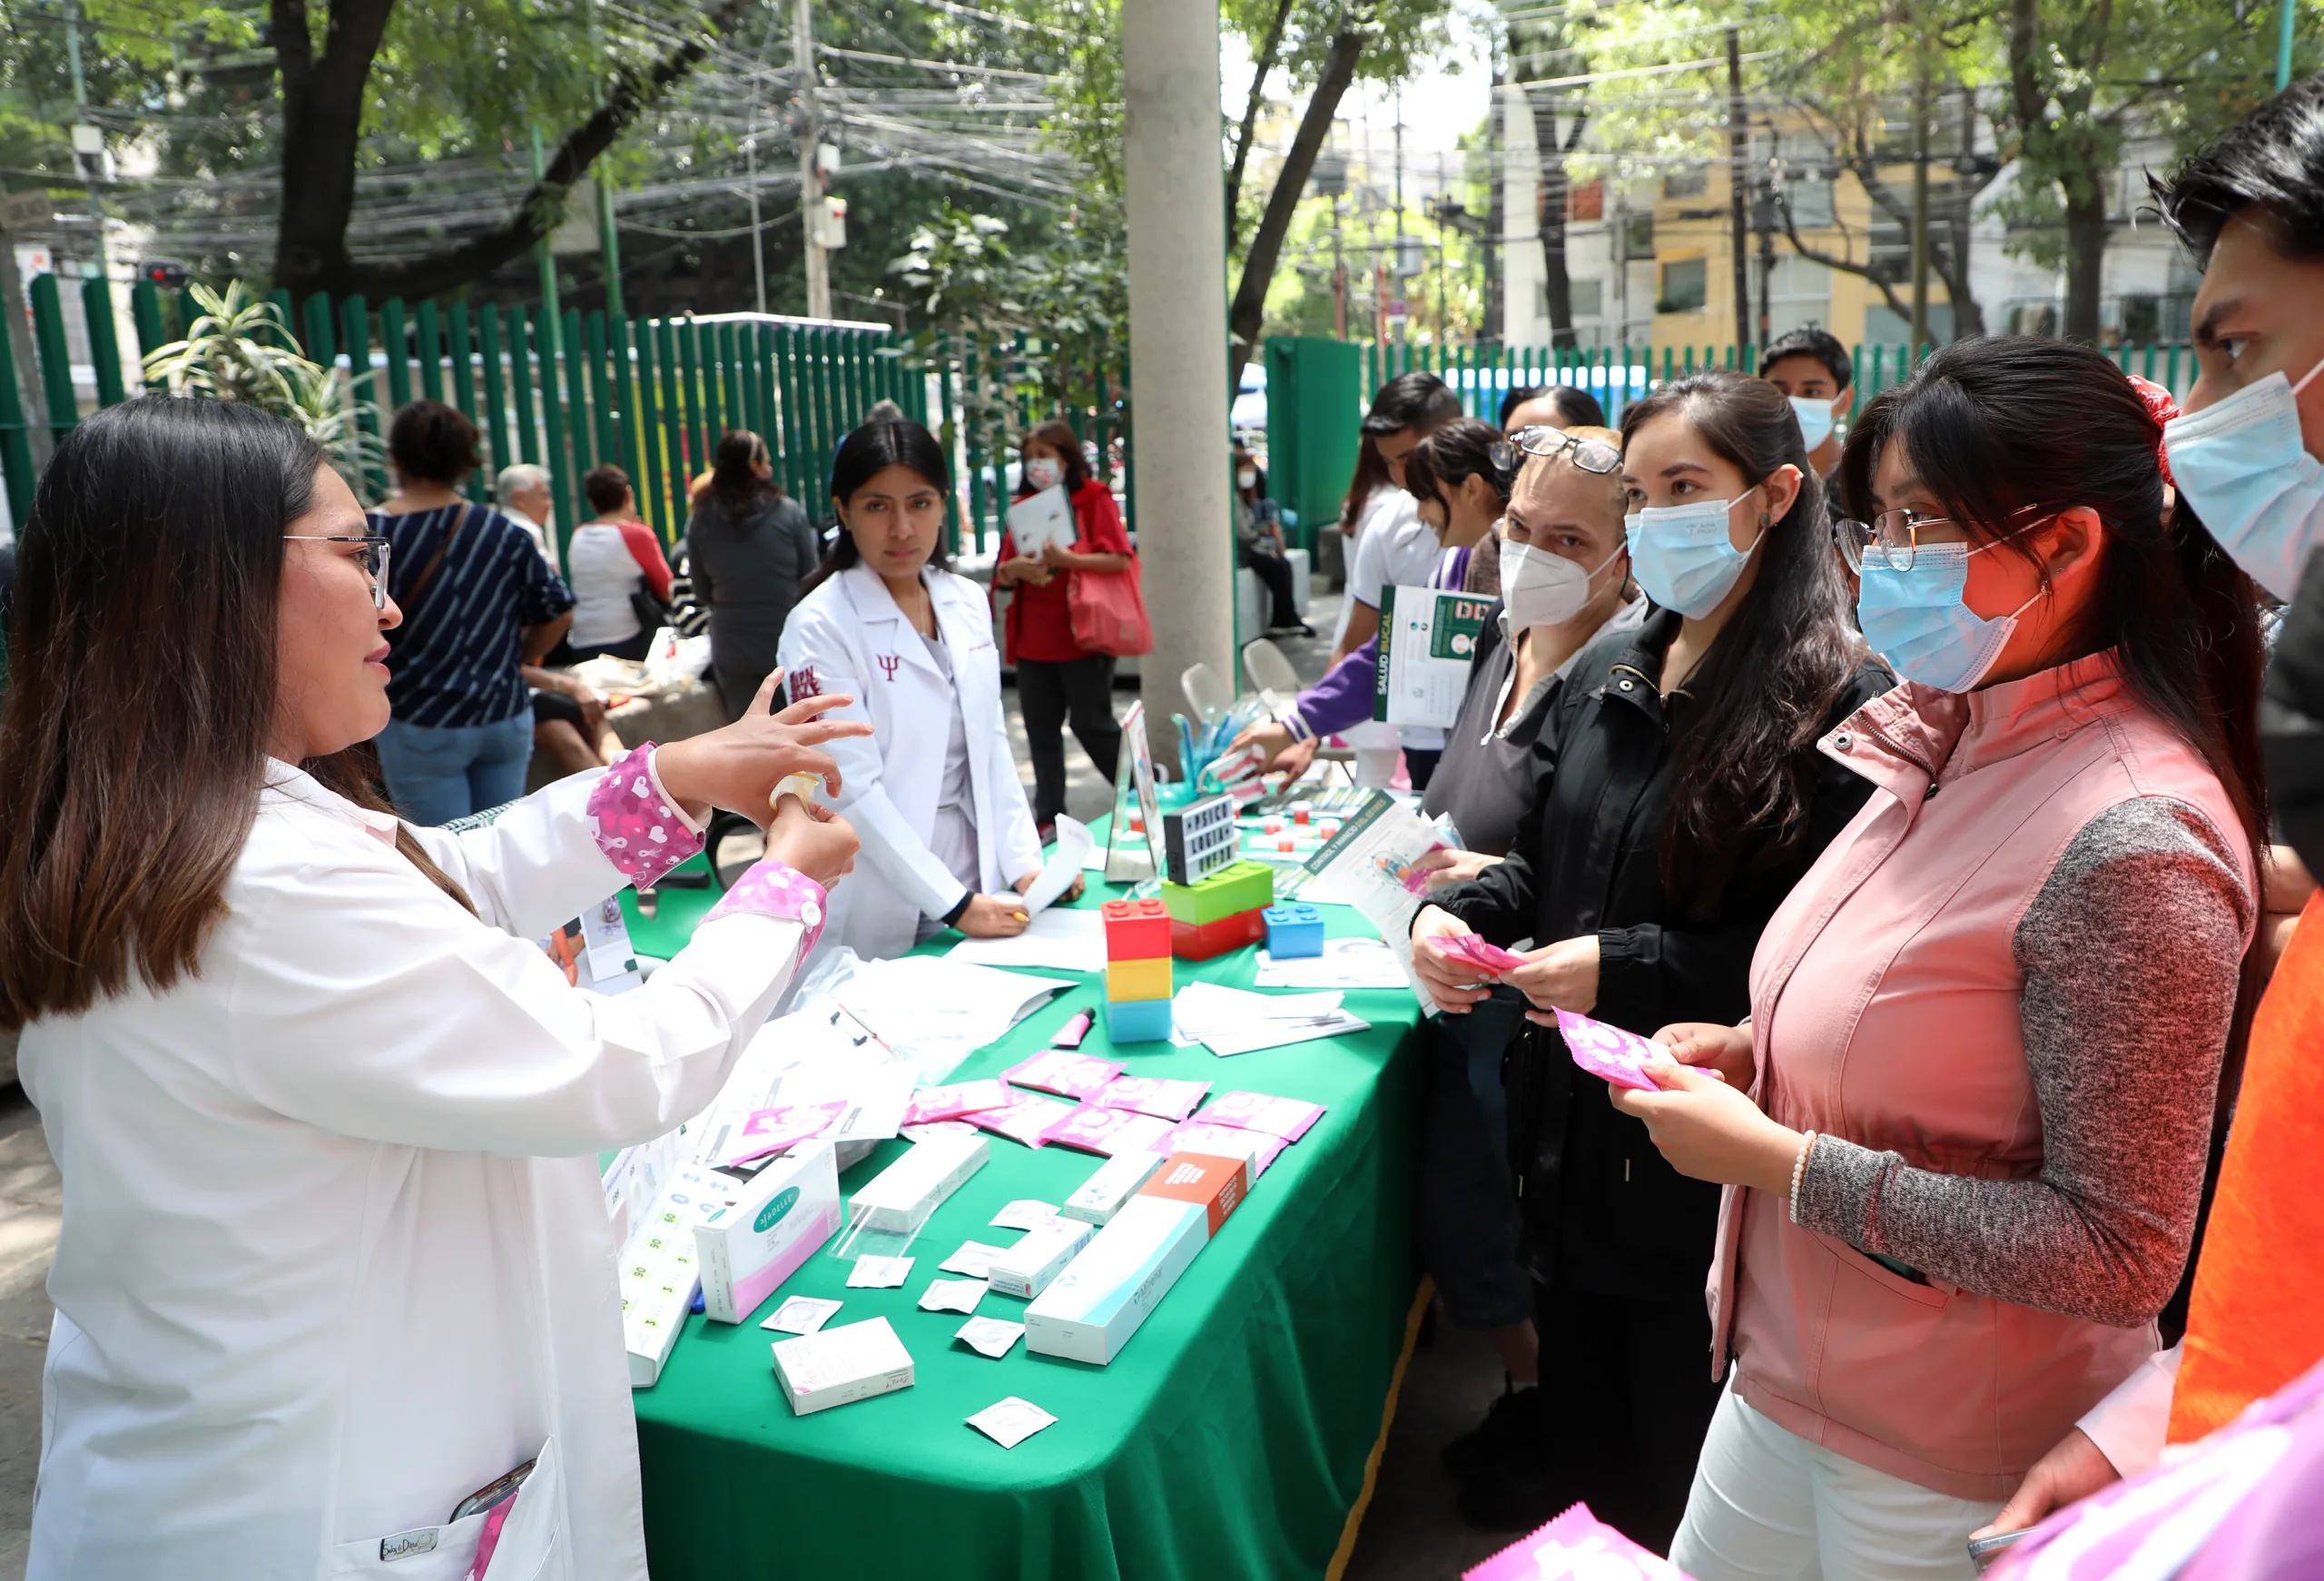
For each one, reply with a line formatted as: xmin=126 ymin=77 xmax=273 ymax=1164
xmin=143 ymin=281 xmax=382 ymax=481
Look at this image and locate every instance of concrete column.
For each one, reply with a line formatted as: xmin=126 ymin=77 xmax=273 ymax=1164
xmin=1124 ymin=0 xmax=1234 ymax=768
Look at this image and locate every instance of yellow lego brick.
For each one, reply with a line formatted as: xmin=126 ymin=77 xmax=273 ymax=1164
xmin=1105 ymin=955 xmax=1174 ymax=1003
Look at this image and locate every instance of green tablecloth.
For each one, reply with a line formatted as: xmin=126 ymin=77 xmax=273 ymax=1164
xmin=618 ymin=861 xmax=1427 ymax=1581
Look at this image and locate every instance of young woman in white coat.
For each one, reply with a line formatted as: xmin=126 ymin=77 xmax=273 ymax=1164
xmin=0 ymin=398 xmax=867 ymax=1580
xmin=780 ymin=419 xmax=1060 ymax=960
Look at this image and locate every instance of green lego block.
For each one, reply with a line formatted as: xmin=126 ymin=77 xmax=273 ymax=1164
xmin=1159 ymin=860 xmax=1275 ymax=927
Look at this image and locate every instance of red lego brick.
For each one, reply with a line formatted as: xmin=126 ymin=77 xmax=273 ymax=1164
xmin=1168 ymin=907 xmax=1266 ymax=961
xmin=1102 ymin=896 xmax=1172 ymax=961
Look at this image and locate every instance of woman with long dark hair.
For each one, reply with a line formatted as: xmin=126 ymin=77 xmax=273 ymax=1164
xmin=685 ymin=430 xmax=823 ymax=719
xmin=1608 ymin=341 xmax=2264 ymax=1575
xmin=0 ymin=398 xmax=864 ymax=1576
xmin=782 ymin=419 xmax=1056 ymax=959
xmin=991 ymin=418 xmax=1130 ymax=832
xmin=1410 ymin=371 xmax=1890 ymax=1542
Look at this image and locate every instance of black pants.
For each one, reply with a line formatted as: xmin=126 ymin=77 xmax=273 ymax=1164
xmin=1405 ymin=746 xmax=1442 ymax=791
xmin=1017 ymin=654 xmax=1121 ymax=827
xmin=1532 ymin=1281 xmax=1722 ymax=1554
xmin=1241 ymin=543 xmax=1299 ymax=629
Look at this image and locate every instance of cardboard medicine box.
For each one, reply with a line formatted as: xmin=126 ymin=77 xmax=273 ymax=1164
xmin=694 ymin=1142 xmax=842 ymax=1323
xmin=1060 ymin=1149 xmax=1167 ymax=1225
xmin=848 ymin=1131 xmax=989 ymax=1233
xmin=770 ymin=1316 xmax=915 ymax=1416
xmin=1025 ymin=1195 xmax=1209 ymax=1365
xmin=1136 ymin=1150 xmax=1252 ymax=1234
xmin=986 ymin=1214 xmax=1096 ymax=1298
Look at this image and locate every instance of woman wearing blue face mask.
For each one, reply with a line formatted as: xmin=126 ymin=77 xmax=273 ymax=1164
xmin=1410 ymin=371 xmax=1890 ymax=1541
xmin=1600 ymin=339 xmax=2268 ymax=1578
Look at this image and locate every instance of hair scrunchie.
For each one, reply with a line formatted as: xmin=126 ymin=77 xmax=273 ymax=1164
xmin=2126 ymin=372 xmax=2182 ymax=489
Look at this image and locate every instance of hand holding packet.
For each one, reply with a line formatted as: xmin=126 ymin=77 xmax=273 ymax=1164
xmin=1551 ymin=1007 xmax=1666 ymax=1094
xmin=1437 ymin=932 xmax=1529 ymax=975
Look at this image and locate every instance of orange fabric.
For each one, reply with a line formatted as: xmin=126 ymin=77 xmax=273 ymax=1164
xmin=2169 ymin=886 xmax=2324 ymax=1441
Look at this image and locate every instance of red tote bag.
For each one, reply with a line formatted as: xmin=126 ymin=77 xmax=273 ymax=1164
xmin=1068 ymin=554 xmax=1154 ymax=657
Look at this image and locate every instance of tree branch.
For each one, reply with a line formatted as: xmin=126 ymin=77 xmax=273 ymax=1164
xmin=1777 ymin=196 xmax=1910 ymax=323
xmin=1225 ymin=0 xmax=1296 ymax=251
xmin=330 ymin=0 xmax=755 ymax=301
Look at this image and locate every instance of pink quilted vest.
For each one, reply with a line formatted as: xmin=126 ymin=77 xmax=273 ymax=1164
xmin=1709 ymin=652 xmax=2254 ymax=1499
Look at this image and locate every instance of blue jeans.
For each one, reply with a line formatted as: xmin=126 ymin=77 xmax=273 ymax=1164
xmin=375 ymin=713 xmax=536 ymax=826
xmin=1416 ymin=986 xmax=1532 ymax=1330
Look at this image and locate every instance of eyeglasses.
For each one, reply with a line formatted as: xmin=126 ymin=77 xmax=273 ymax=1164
xmin=1489 ymin=425 xmax=1622 ymax=476
xmin=284 ymin=534 xmax=393 ymax=608
xmin=1832 ymin=504 xmax=2060 ymax=573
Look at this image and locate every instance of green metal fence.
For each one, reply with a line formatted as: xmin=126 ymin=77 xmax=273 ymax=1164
xmin=0 ymin=280 xmax=932 ymax=562
xmin=1352 ymin=338 xmax=2208 ymax=430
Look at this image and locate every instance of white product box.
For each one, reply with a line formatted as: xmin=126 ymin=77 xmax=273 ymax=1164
xmin=1025 ymin=1195 xmax=1209 ymax=1365
xmin=849 ymin=1131 xmax=990 ymax=1233
xmin=620 ymin=1161 xmax=733 ymax=1388
xmin=771 ymin=1316 xmax=916 ymax=1416
xmin=1060 ymin=1150 xmax=1167 ymax=1226
xmin=985 ymin=1215 xmax=1095 ymax=1299
xmin=695 ymin=1143 xmax=842 ymax=1323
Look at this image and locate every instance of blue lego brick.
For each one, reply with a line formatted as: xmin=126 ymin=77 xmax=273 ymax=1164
xmin=1263 ymin=903 xmax=1326 ymax=959
xmin=1104 ymin=995 xmax=1177 ymax=1044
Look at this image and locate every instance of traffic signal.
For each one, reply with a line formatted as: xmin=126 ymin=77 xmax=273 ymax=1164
xmin=140 ymin=259 xmax=191 ymax=290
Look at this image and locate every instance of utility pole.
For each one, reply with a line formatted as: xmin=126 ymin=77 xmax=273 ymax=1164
xmin=745 ymin=133 xmax=768 ymax=314
xmin=1758 ymin=131 xmax=1775 ymax=347
xmin=1909 ymin=44 xmax=1933 ymax=353
xmin=63 ymin=0 xmax=109 ymax=288
xmin=586 ymin=0 xmax=624 ymax=316
xmin=1725 ymin=28 xmax=1748 ymax=356
xmin=794 ymin=0 xmax=832 ymax=321
xmin=1332 ymin=196 xmax=1347 ymax=340
xmin=531 ymin=127 xmax=576 ymax=548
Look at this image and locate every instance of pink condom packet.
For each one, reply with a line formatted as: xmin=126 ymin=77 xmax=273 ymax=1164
xmin=970 ymin=1094 xmax=1075 ymax=1149
xmin=1040 ymin=1103 xmax=1177 ymax=1157
xmin=1196 ymin=1090 xmax=1324 ymax=1142
xmin=1092 ymin=1075 xmax=1211 ymax=1123
xmin=1437 ymin=932 xmax=1529 ymax=975
xmin=1154 ymin=1120 xmax=1287 ymax=1178
xmin=1462 ymin=1501 xmax=1689 ymax=1581
xmin=1553 ymin=1008 xmax=1667 ymax=1094
xmin=903 ymin=1079 xmax=1013 ymax=1127
xmin=724 ymin=1101 xmax=848 ymax=1166
xmin=1004 ymin=1050 xmax=1127 ymax=1102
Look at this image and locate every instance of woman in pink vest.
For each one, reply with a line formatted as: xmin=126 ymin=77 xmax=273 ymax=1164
xmin=1609 ymin=338 xmax=2268 ymax=1575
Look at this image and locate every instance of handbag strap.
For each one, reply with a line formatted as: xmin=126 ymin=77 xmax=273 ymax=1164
xmin=401 ymin=503 xmax=480 ymax=608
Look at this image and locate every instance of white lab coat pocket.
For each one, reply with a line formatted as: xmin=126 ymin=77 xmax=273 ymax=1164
xmin=328 ymin=1511 xmax=487 ymax=1579
xmin=326 ymin=1437 xmax=560 ymax=1581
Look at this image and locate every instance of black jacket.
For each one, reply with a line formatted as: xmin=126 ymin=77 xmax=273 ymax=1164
xmin=1432 ymin=607 xmax=1891 ymax=1296
xmin=2267 ymin=551 xmax=2324 ymax=874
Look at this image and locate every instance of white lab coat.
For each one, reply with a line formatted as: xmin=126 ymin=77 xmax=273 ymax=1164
xmin=778 ymin=559 xmax=1042 ymax=961
xmin=20 ymin=761 xmax=806 ymax=1581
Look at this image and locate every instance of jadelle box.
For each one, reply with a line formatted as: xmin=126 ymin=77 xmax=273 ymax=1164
xmin=986 ymin=1214 xmax=1095 ymax=1299
xmin=1060 ymin=1149 xmax=1168 ymax=1226
xmin=848 ymin=1131 xmax=990 ymax=1233
xmin=1135 ymin=1151 xmax=1252 ymax=1235
xmin=694 ymin=1143 xmax=842 ymax=1323
xmin=1025 ymin=1195 xmax=1209 ymax=1364
xmin=770 ymin=1316 xmax=915 ymax=1416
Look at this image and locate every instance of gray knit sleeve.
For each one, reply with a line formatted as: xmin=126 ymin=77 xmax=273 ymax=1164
xmin=1792 ymin=796 xmax=2250 ymax=1326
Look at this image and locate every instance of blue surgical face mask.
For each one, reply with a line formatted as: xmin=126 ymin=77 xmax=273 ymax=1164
xmin=1789 ymin=396 xmax=1836 ymax=450
xmin=1856 ymin=540 xmax=2042 ymax=693
xmin=1624 ymin=486 xmax=1766 ymax=618
xmin=2163 ymin=355 xmax=2324 ymax=601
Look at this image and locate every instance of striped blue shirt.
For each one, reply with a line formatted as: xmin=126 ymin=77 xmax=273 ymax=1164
xmin=369 ymin=503 xmax=576 ymax=728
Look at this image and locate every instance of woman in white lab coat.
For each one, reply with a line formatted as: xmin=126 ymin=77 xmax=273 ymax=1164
xmin=0 ymin=398 xmax=867 ymax=1580
xmin=780 ymin=419 xmax=1055 ymax=961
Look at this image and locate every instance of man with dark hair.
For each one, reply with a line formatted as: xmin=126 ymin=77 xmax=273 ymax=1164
xmin=1500 ymin=384 xmax=1609 ymax=435
xmin=1974 ymin=71 xmax=2324 ymax=1545
xmin=1758 ymin=327 xmax=1853 ymax=478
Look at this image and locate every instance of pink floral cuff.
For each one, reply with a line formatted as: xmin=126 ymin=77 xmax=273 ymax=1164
xmin=704 ymin=861 xmax=829 ymax=955
xmin=585 ymin=742 xmax=707 ymax=891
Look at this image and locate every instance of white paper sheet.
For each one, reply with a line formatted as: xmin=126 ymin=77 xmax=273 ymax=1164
xmin=1171 ymin=982 xmax=1372 ymax=1057
xmin=1006 ymin=485 xmax=1075 ymax=556
xmin=831 ymin=958 xmax=1078 ymax=1083
xmin=943 ymin=906 xmax=1107 ymax=974
xmin=1023 ymin=815 xmax=1095 ymax=914
xmin=1254 ymin=936 xmax=1409 ymax=990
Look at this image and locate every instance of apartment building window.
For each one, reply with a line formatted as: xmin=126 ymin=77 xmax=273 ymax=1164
xmin=1621 ymin=212 xmax=1654 ymax=260
xmin=1571 ymin=279 xmax=1603 ymax=317
xmin=1659 ymin=258 xmax=1708 ymax=313
xmin=1663 ymin=165 xmax=1709 ymax=198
